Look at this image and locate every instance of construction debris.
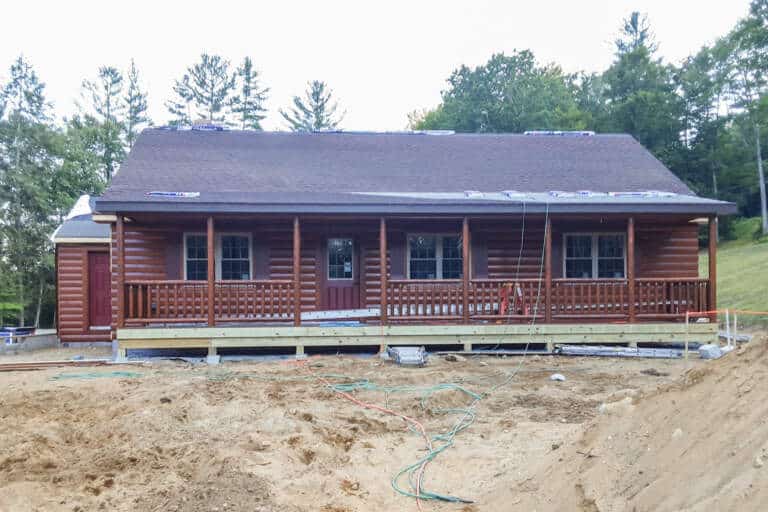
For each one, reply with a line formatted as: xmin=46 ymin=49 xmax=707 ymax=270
xmin=386 ymin=346 xmax=428 ymax=366
xmin=699 ymin=344 xmax=724 ymax=359
xmin=0 ymin=359 xmax=109 ymax=372
xmin=556 ymin=345 xmax=684 ymax=359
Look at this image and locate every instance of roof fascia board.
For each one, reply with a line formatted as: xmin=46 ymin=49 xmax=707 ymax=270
xmin=53 ymin=237 xmax=111 ymax=245
xmin=95 ymin=200 xmax=738 ymax=216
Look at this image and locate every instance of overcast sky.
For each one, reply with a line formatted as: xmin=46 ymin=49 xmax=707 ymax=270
xmin=0 ymin=0 xmax=752 ymax=131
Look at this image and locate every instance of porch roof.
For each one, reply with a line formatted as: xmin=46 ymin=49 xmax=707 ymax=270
xmin=97 ymin=129 xmax=736 ymax=216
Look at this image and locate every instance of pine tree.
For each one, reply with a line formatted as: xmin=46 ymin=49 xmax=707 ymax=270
xmin=124 ymin=59 xmax=151 ymax=148
xmin=1 ymin=56 xmax=49 ymax=122
xmin=229 ymin=57 xmax=268 ymax=130
xmin=166 ymin=74 xmax=193 ymax=127
xmin=80 ymin=66 xmax=126 ymax=180
xmin=168 ymin=53 xmax=235 ymax=124
xmin=280 ymin=80 xmax=344 ymax=132
xmin=0 ymin=56 xmax=59 ymax=326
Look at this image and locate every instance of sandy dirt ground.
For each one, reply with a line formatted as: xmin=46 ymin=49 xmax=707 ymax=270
xmin=0 ymin=338 xmax=765 ymax=512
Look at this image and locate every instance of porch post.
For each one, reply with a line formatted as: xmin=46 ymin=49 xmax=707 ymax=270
xmin=207 ymin=216 xmax=215 ymax=327
xmin=116 ymin=215 xmax=125 ymax=329
xmin=293 ymin=216 xmax=301 ymax=326
xmin=462 ymin=217 xmax=470 ymax=323
xmin=379 ymin=217 xmax=387 ymax=325
xmin=544 ymin=216 xmax=552 ymax=323
xmin=627 ymin=217 xmax=636 ymax=322
xmin=708 ymin=216 xmax=717 ymax=317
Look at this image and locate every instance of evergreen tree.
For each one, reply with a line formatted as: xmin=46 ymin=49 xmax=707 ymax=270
xmin=0 ymin=57 xmax=59 ymax=326
xmin=1 ymin=56 xmax=49 ymax=122
xmin=124 ymin=59 xmax=151 ymax=148
xmin=615 ymin=12 xmax=657 ymax=54
xmin=168 ymin=53 xmax=235 ymax=124
xmin=600 ymin=12 xmax=683 ymax=155
xmin=80 ymin=66 xmax=125 ymax=180
xmin=229 ymin=57 xmax=268 ymax=130
xmin=166 ymin=74 xmax=193 ymax=127
xmin=280 ymin=80 xmax=344 ymax=132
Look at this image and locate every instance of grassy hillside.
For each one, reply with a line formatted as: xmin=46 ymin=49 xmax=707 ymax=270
xmin=700 ymin=217 xmax=768 ymax=325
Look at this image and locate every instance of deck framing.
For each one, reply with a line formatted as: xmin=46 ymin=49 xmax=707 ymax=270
xmin=117 ymin=322 xmax=718 ymax=356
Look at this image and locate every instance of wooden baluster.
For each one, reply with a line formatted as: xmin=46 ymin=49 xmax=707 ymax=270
xmin=137 ymin=284 xmax=144 ymax=319
xmin=128 ymin=285 xmax=134 ymax=319
xmin=266 ymin=283 xmax=272 ymax=318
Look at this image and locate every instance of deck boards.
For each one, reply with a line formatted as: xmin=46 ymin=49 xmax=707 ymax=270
xmin=118 ymin=322 xmax=718 ymax=354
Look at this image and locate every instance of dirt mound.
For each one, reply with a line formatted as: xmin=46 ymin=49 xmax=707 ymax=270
xmin=487 ymin=334 xmax=768 ymax=511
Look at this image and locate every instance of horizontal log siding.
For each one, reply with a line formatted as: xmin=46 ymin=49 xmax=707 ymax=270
xmin=111 ymin=227 xmax=173 ymax=329
xmin=476 ymin=220 xmax=546 ymax=279
xmin=268 ymin=231 xmax=319 ymax=311
xmin=57 ymin=244 xmax=112 ymax=342
xmin=636 ymin=224 xmax=700 ymax=278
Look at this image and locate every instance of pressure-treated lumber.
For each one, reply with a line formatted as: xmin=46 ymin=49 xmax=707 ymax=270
xmin=117 ymin=322 xmax=718 ymax=355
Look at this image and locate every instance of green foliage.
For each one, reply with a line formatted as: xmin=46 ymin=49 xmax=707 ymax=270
xmin=168 ymin=53 xmax=235 ymax=125
xmin=0 ymin=56 xmax=105 ymax=328
xmin=229 ymin=57 xmax=268 ymax=130
xmin=414 ymin=51 xmax=588 ymax=133
xmin=124 ymin=59 xmax=151 ymax=148
xmin=280 ymin=80 xmax=344 ymax=132
xmin=700 ymin=232 xmax=768 ymax=325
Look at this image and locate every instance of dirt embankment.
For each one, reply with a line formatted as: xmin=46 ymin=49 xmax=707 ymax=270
xmin=488 ymin=335 xmax=768 ymax=512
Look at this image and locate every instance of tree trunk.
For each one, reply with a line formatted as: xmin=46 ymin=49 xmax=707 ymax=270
xmin=755 ymin=122 xmax=768 ymax=235
xmin=34 ymin=276 xmax=44 ymax=328
xmin=17 ymin=271 xmax=24 ymax=326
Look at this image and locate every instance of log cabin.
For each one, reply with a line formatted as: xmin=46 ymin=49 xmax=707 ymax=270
xmin=59 ymin=128 xmax=738 ymax=355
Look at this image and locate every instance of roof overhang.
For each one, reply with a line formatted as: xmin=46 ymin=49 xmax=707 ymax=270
xmin=53 ymin=237 xmax=111 ymax=245
xmin=95 ymin=198 xmax=738 ymax=216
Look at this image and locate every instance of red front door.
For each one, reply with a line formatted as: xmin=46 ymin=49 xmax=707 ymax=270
xmin=322 ymin=237 xmax=361 ymax=310
xmin=88 ymin=252 xmax=111 ymax=327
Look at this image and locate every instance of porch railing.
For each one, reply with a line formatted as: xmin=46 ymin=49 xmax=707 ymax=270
xmin=124 ymin=277 xmax=710 ymax=325
xmin=635 ymin=278 xmax=709 ymax=318
xmin=386 ymin=279 xmax=463 ymax=320
xmin=214 ymin=280 xmax=294 ymax=321
xmin=551 ymin=279 xmax=629 ymax=319
xmin=124 ymin=280 xmax=294 ymax=324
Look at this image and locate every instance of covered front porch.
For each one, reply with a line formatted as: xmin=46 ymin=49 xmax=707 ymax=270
xmin=110 ymin=212 xmax=718 ymax=353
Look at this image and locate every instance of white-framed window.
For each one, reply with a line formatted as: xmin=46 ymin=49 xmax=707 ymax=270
xmin=184 ymin=233 xmax=253 ymax=280
xmin=563 ymin=233 xmax=626 ymax=279
xmin=327 ymin=238 xmax=354 ymax=280
xmin=407 ymin=234 xmax=463 ymax=279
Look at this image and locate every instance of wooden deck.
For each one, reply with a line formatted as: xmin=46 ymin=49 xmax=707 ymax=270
xmin=116 ymin=321 xmax=718 ymax=357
